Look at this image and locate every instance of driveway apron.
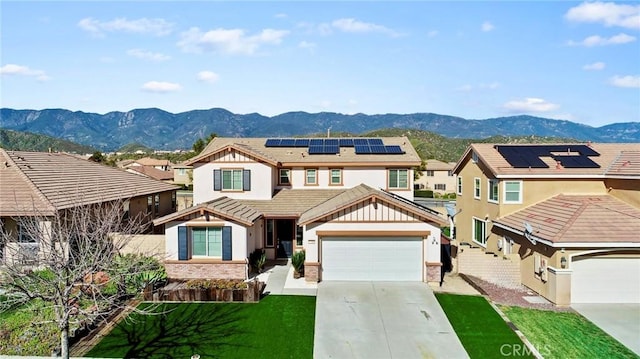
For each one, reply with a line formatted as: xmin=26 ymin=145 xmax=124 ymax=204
xmin=572 ymin=303 xmax=640 ymax=355
xmin=314 ymin=281 xmax=468 ymax=359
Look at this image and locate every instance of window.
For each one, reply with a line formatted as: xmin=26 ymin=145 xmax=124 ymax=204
xmin=279 ymin=169 xmax=291 ymax=185
xmin=457 ymin=177 xmax=462 ymax=195
xmin=266 ymin=219 xmax=275 ymax=247
xmin=504 ymin=181 xmax=523 ymax=204
xmin=123 ymin=200 xmax=130 ymax=220
xmin=17 ymin=224 xmax=35 ymax=243
xmin=171 ymin=192 xmax=177 ymax=210
xmin=296 ymin=225 xmax=303 ymax=246
xmin=222 ymin=169 xmax=243 ymax=191
xmin=177 ymin=168 xmax=186 ymax=176
xmin=474 ymin=178 xmax=481 ymax=199
xmin=488 ymin=179 xmax=499 ymax=203
xmin=147 ymin=195 xmax=153 ymax=213
xmin=473 ymin=218 xmax=487 ymax=246
xmin=472 ymin=152 xmax=479 ymax=163
xmin=154 ymin=194 xmax=160 ymax=214
xmin=426 ymin=170 xmax=435 ymax=177
xmin=330 ymin=169 xmax=342 ymax=185
xmin=388 ymin=169 xmax=409 ymax=189
xmin=305 ymin=169 xmax=317 ymax=185
xmin=192 ymin=227 xmax=222 ymax=257
xmin=434 ymin=184 xmax=446 ymax=191
xmin=447 ymin=170 xmax=453 ymax=177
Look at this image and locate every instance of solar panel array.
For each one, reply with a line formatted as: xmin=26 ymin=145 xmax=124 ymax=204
xmin=495 ymin=145 xmax=601 ymax=169
xmin=264 ymin=138 xmax=405 ymax=155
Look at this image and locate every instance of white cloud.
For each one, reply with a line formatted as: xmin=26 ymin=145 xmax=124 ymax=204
xmin=610 ymin=75 xmax=640 ymax=88
xmin=0 ymin=63 xmax=51 ymax=81
xmin=503 ymin=98 xmax=559 ymax=113
xmin=427 ymin=30 xmax=439 ymax=38
xmin=197 ymin=71 xmax=220 ymax=83
xmin=177 ymin=27 xmax=289 ymax=55
xmin=481 ymin=21 xmax=495 ymax=32
xmin=320 ymin=18 xmax=400 ymax=36
xmin=78 ymin=17 xmax=174 ymax=37
xmin=275 ymin=13 xmax=287 ymax=19
xmin=568 ymin=33 xmax=636 ymax=46
xmin=127 ymin=49 xmax=171 ymax=61
xmin=565 ymin=1 xmax=640 ymax=30
xmin=298 ymin=40 xmax=316 ymax=50
xmin=583 ymin=61 xmax=606 ymax=70
xmin=141 ymin=81 xmax=182 ymax=93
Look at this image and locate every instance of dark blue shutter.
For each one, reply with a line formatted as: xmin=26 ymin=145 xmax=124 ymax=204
xmin=178 ymin=226 xmax=188 ymax=260
xmin=222 ymin=226 xmax=232 ymax=261
xmin=243 ymin=170 xmax=251 ymax=191
xmin=213 ymin=169 xmax=221 ymax=191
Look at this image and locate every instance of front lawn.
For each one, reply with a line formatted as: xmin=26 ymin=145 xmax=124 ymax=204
xmin=435 ymin=293 xmax=534 ymax=358
xmin=501 ymin=306 xmax=638 ymax=359
xmin=85 ymin=295 xmax=316 ymax=359
xmin=0 ymin=299 xmax=59 ymax=356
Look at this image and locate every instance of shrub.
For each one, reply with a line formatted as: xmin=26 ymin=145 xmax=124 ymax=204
xmin=291 ymin=250 xmax=305 ymax=276
xmin=249 ymin=248 xmax=266 ymax=273
xmin=414 ymin=190 xmax=434 ymax=198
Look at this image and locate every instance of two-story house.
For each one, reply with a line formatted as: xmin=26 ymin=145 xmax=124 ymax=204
xmin=452 ymin=143 xmax=640 ymax=306
xmin=0 ymin=149 xmax=179 ymax=264
xmin=153 ymin=137 xmax=448 ymax=283
xmin=415 ymin=159 xmax=457 ymax=194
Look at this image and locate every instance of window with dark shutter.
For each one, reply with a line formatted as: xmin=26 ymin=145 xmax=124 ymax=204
xmin=243 ymin=170 xmax=251 ymax=191
xmin=222 ymin=226 xmax=232 ymax=260
xmin=213 ymin=169 xmax=221 ymax=191
xmin=178 ymin=226 xmax=189 ymax=260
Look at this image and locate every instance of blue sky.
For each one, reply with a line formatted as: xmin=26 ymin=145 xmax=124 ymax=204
xmin=1 ymin=1 xmax=639 ymax=127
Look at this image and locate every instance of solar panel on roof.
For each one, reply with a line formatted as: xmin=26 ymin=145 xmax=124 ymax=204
xmin=339 ymin=138 xmax=354 ymax=147
xmin=265 ymin=139 xmax=281 ymax=147
xmin=294 ymin=139 xmax=310 ymax=147
xmin=496 ymin=144 xmax=600 ymax=169
xmin=354 ymin=145 xmax=371 ymax=154
xmin=310 ymin=139 xmax=323 ymax=146
xmin=354 ymin=138 xmax=369 ymax=146
xmin=552 ymin=155 xmax=600 ymax=168
xmin=279 ymin=139 xmax=295 ymax=147
xmin=308 ymin=145 xmax=324 ymax=154
xmin=368 ymin=138 xmax=384 ymax=146
xmin=384 ymin=145 xmax=404 ymax=154
xmin=324 ymin=145 xmax=339 ymax=154
xmin=370 ymin=145 xmax=386 ymax=154
xmin=325 ymin=139 xmax=339 ymax=146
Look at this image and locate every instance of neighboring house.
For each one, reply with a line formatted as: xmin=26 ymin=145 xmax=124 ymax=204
xmin=0 ymin=149 xmax=179 ymax=263
xmin=172 ymin=163 xmax=193 ymax=187
xmin=415 ymin=159 xmax=457 ymax=194
xmin=452 ymin=143 xmax=640 ymax=305
xmin=153 ymin=137 xmax=448 ymax=283
xmin=127 ymin=165 xmax=174 ymax=183
xmin=124 ymin=157 xmax=172 ymax=171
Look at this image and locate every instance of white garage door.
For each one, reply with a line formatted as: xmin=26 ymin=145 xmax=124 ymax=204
xmin=571 ymin=257 xmax=640 ymax=303
xmin=321 ymin=237 xmax=422 ymax=281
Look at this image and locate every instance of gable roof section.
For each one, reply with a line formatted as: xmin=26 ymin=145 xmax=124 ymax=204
xmin=127 ymin=166 xmax=174 ymax=181
xmin=1 ymin=150 xmax=179 ymax=216
xmin=453 ymin=143 xmax=640 ymax=179
xmin=298 ymin=183 xmax=447 ymax=226
xmin=186 ymin=137 xmax=421 ymax=167
xmin=240 ymin=188 xmax=346 ymax=217
xmin=492 ymin=194 xmax=640 ymax=247
xmin=153 ymin=196 xmax=261 ymax=226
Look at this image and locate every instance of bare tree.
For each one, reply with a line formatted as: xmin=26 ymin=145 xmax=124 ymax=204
xmin=0 ymin=200 xmax=164 ymax=358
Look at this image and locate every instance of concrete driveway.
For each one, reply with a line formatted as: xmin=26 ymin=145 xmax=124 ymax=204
xmin=572 ymin=303 xmax=640 ymax=355
xmin=314 ymin=281 xmax=468 ymax=359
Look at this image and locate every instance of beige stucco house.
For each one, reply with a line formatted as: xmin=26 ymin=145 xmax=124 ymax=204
xmin=415 ymin=159 xmax=457 ymax=195
xmin=153 ymin=137 xmax=448 ymax=283
xmin=0 ymin=149 xmax=179 ymax=263
xmin=452 ymin=143 xmax=640 ymax=306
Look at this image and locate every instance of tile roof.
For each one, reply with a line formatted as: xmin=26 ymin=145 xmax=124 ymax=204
xmin=493 ymin=195 xmax=640 ymax=245
xmin=240 ymin=188 xmax=346 ymax=217
xmin=1 ymin=149 xmax=179 ymax=216
xmin=425 ymin=159 xmax=455 ymax=171
xmin=454 ymin=143 xmax=640 ymax=178
xmin=134 ymin=157 xmax=172 ymax=167
xmin=187 ymin=137 xmax=421 ymax=166
xmin=127 ymin=166 xmax=174 ymax=181
xmin=153 ymin=197 xmax=262 ymax=226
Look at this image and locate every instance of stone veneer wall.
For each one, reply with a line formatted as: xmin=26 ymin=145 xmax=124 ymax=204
xmin=304 ymin=262 xmax=320 ymax=283
xmin=426 ymin=262 xmax=442 ymax=283
xmin=165 ymin=261 xmax=246 ymax=280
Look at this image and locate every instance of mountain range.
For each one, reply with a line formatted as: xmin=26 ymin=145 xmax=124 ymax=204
xmin=1 ymin=108 xmax=638 ymax=151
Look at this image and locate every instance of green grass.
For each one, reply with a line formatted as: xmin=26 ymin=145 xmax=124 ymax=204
xmin=435 ymin=293 xmax=534 ymax=358
xmin=86 ymin=295 xmax=316 ymax=359
xmin=501 ymin=306 xmax=639 ymax=359
xmin=0 ymin=300 xmax=59 ymax=356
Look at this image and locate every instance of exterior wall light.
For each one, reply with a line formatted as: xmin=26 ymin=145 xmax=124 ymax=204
xmin=560 ymin=256 xmax=567 ymax=269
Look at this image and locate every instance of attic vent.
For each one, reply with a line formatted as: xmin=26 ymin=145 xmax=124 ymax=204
xmin=471 ymin=152 xmax=479 ymax=163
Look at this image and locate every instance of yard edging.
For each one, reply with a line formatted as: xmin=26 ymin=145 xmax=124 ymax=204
xmin=488 ymin=301 xmax=544 ymax=359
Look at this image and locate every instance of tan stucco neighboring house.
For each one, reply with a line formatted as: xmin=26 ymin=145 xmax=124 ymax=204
xmin=124 ymin=157 xmax=172 ymax=171
xmin=452 ymin=143 xmax=640 ymax=306
xmin=172 ymin=162 xmax=193 ymax=187
xmin=415 ymin=159 xmax=457 ymax=194
xmin=126 ymin=165 xmax=174 ymax=183
xmin=154 ymin=137 xmax=448 ymax=283
xmin=0 ymin=149 xmax=179 ymax=263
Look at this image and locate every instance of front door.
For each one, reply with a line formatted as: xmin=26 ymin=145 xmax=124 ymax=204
xmin=276 ymin=219 xmax=294 ymax=258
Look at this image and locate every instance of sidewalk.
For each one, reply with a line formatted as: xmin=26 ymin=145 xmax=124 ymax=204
xmin=428 ymin=272 xmax=482 ymax=296
xmin=260 ymin=260 xmax=317 ymax=296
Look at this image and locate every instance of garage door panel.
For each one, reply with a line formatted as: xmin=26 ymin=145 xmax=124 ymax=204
xmin=572 ymin=257 xmax=640 ymax=304
xmin=322 ymin=237 xmax=422 ymax=281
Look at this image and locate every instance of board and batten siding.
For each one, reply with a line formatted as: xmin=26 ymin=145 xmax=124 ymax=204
xmin=323 ymin=200 xmax=424 ymax=223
